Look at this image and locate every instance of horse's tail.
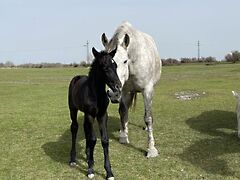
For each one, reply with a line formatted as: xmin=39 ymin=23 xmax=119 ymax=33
xmin=129 ymin=92 xmax=138 ymax=111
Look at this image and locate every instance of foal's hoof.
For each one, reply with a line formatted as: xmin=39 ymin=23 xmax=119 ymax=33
xmin=69 ymin=161 xmax=77 ymax=167
xmin=87 ymin=173 xmax=95 ymax=179
xmin=107 ymin=177 xmax=114 ymax=180
xmin=146 ymin=147 xmax=159 ymax=158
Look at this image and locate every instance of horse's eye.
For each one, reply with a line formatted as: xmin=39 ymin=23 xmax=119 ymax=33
xmin=111 ymin=59 xmax=115 ymax=64
xmin=124 ymin=60 xmax=128 ymax=64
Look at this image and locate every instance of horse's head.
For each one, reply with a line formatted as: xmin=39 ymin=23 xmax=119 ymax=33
xmin=92 ymin=47 xmax=122 ymax=103
xmin=101 ymin=33 xmax=130 ymax=102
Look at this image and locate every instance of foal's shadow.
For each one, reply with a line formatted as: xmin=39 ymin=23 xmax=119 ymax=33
xmin=42 ymin=115 xmax=145 ymax=178
xmin=179 ymin=110 xmax=240 ymax=176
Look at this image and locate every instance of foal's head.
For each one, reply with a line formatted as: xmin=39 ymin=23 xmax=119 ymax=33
xmin=92 ymin=47 xmax=122 ymax=103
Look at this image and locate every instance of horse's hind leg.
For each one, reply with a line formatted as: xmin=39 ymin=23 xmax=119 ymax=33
xmin=119 ymin=92 xmax=134 ymax=144
xmin=142 ymin=86 xmax=159 ymax=158
xmin=84 ymin=114 xmax=96 ymax=179
xmin=69 ymin=108 xmax=78 ymax=166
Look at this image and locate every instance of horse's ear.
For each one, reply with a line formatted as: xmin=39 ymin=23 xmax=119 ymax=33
xmin=92 ymin=47 xmax=99 ymax=58
xmin=101 ymin=33 xmax=108 ymax=47
xmin=109 ymin=47 xmax=117 ymax=58
xmin=122 ymin=34 xmax=130 ymax=49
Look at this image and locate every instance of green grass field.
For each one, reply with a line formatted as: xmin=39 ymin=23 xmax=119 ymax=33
xmin=0 ymin=63 xmax=240 ymax=180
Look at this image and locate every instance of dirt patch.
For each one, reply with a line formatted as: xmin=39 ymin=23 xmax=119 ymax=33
xmin=175 ymin=91 xmax=206 ymax=100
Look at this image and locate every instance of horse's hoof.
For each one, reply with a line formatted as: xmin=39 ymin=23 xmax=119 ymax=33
xmin=147 ymin=147 xmax=159 ymax=158
xmin=119 ymin=136 xmax=129 ymax=144
xmin=107 ymin=177 xmax=114 ymax=180
xmin=88 ymin=173 xmax=95 ymax=179
xmin=69 ymin=161 xmax=77 ymax=167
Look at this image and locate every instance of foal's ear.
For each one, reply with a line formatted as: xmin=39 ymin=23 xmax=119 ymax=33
xmin=109 ymin=47 xmax=117 ymax=58
xmin=101 ymin=33 xmax=109 ymax=47
xmin=92 ymin=47 xmax=99 ymax=58
xmin=122 ymin=34 xmax=130 ymax=49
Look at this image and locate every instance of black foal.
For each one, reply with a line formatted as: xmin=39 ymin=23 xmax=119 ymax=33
xmin=68 ymin=47 xmax=121 ymax=180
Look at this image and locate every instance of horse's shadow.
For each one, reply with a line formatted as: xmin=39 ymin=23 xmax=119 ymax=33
xmin=179 ymin=110 xmax=240 ymax=176
xmin=42 ymin=115 xmax=145 ymax=178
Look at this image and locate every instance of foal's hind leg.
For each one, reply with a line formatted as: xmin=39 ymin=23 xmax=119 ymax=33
xmin=97 ymin=113 xmax=114 ymax=180
xmin=69 ymin=108 xmax=78 ymax=166
xmin=119 ymin=92 xmax=134 ymax=144
xmin=84 ymin=114 xmax=96 ymax=179
xmin=142 ymin=86 xmax=158 ymax=158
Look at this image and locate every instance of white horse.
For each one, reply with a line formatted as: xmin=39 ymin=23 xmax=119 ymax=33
xmin=232 ymin=91 xmax=240 ymax=138
xmin=102 ymin=21 xmax=162 ymax=157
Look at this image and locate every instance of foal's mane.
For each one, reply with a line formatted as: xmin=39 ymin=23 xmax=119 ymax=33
xmin=88 ymin=50 xmax=109 ymax=77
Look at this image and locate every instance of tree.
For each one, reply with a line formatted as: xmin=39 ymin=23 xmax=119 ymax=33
xmin=205 ymin=56 xmax=217 ymax=62
xmin=4 ymin=61 xmax=15 ymax=67
xmin=225 ymin=51 xmax=240 ymax=63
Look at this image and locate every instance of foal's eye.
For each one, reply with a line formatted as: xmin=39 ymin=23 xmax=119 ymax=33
xmin=111 ymin=59 xmax=115 ymax=63
xmin=124 ymin=60 xmax=128 ymax=64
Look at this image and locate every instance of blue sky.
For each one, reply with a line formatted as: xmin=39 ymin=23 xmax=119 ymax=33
xmin=0 ymin=0 xmax=239 ymax=64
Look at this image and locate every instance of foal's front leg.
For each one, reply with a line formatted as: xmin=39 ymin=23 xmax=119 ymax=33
xmin=84 ymin=114 xmax=97 ymax=179
xmin=97 ymin=112 xmax=114 ymax=180
xmin=69 ymin=108 xmax=78 ymax=166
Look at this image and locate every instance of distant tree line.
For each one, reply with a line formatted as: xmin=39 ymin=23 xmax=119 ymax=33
xmin=162 ymin=56 xmax=217 ymax=66
xmin=1 ymin=51 xmax=239 ymax=68
xmin=0 ymin=61 xmax=91 ymax=68
xmin=162 ymin=50 xmax=240 ymax=66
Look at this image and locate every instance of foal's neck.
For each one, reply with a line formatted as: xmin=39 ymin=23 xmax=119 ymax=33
xmin=88 ymin=64 xmax=106 ymax=98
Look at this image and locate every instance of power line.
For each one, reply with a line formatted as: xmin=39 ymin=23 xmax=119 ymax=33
xmin=197 ymin=40 xmax=200 ymax=60
xmin=83 ymin=40 xmax=90 ymax=64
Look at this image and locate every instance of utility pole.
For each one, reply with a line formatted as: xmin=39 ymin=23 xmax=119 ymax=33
xmin=197 ymin=40 xmax=200 ymax=61
xmin=83 ymin=40 xmax=90 ymax=64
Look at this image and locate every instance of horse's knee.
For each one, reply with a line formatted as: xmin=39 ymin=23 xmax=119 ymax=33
xmin=101 ymin=138 xmax=109 ymax=147
xmin=86 ymin=136 xmax=97 ymax=146
xmin=144 ymin=116 xmax=153 ymax=130
xmin=71 ymin=122 xmax=78 ymax=133
xmin=119 ymin=102 xmax=127 ymax=115
xmin=90 ymin=138 xmax=97 ymax=147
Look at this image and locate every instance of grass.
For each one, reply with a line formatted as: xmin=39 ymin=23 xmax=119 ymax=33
xmin=0 ymin=63 xmax=240 ymax=180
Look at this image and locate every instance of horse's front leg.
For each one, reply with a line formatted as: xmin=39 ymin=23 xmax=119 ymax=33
xmin=84 ymin=114 xmax=97 ymax=179
xmin=142 ymin=86 xmax=159 ymax=158
xmin=97 ymin=112 xmax=114 ymax=180
xmin=119 ymin=92 xmax=134 ymax=144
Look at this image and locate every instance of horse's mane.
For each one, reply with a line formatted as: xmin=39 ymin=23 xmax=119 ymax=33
xmin=108 ymin=21 xmax=134 ymax=50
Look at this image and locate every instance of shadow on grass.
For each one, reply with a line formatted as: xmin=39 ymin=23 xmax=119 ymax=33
xmin=42 ymin=115 xmax=145 ymax=178
xmin=179 ymin=110 xmax=240 ymax=176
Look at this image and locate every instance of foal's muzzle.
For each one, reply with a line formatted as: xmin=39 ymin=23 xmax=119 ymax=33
xmin=107 ymin=84 xmax=122 ymax=103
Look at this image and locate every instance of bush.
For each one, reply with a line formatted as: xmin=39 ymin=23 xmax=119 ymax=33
xmin=162 ymin=58 xmax=180 ymax=66
xmin=180 ymin=57 xmax=197 ymax=63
